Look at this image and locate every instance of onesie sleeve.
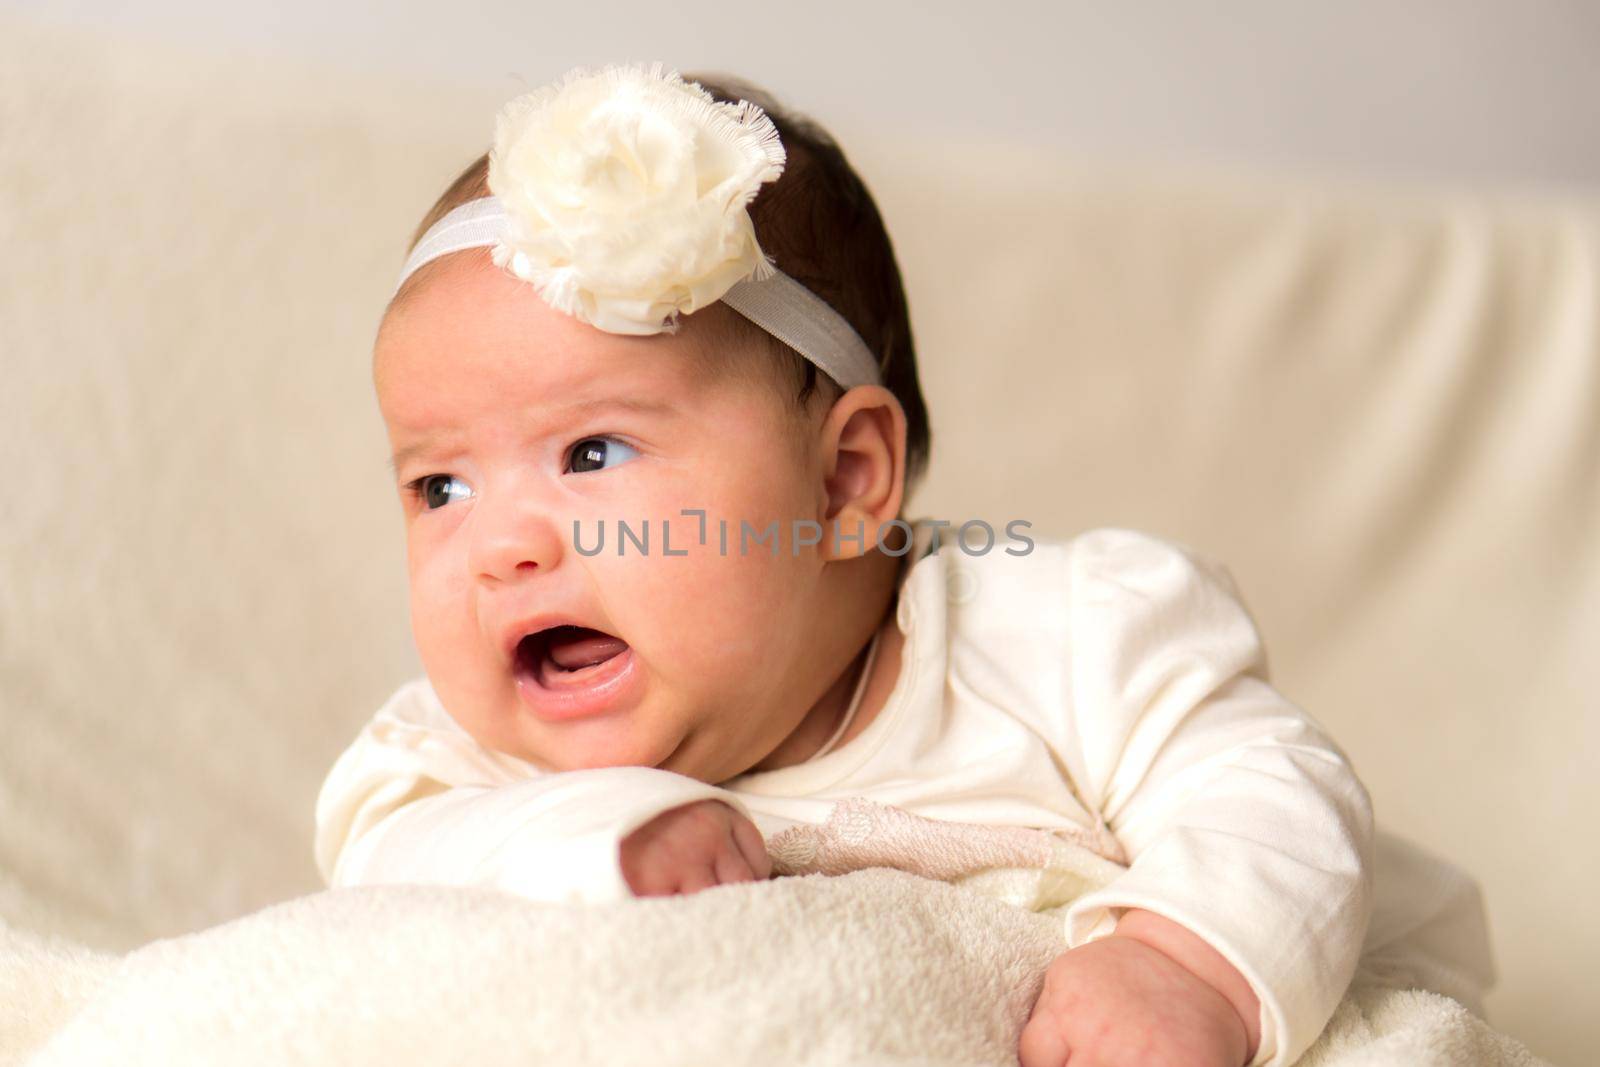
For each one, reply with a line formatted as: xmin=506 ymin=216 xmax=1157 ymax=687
xmin=313 ymin=679 xmax=762 ymax=905
xmin=1056 ymin=529 xmax=1375 ymax=1067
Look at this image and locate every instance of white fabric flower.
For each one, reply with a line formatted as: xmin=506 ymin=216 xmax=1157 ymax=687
xmin=486 ymin=61 xmax=787 ymax=335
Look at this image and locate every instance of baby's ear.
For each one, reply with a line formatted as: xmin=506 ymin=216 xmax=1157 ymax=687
xmin=817 ymin=385 xmax=907 ymax=561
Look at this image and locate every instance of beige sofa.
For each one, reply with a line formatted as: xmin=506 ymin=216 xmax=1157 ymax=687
xmin=1 ymin=14 xmax=1591 ymax=1065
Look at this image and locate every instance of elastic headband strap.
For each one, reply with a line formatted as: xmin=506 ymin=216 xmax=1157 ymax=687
xmin=393 ymin=197 xmax=884 ymax=390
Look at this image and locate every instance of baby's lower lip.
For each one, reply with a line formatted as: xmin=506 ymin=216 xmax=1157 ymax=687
xmin=513 ymin=645 xmax=639 ymax=723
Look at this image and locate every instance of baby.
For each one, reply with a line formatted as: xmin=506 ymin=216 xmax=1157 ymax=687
xmin=315 ymin=64 xmax=1374 ymax=1067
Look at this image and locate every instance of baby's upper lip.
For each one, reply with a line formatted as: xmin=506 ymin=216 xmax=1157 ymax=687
xmin=497 ymin=612 xmax=621 ymax=665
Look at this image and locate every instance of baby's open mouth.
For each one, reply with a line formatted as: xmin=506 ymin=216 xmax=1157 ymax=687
xmin=516 ymin=625 xmax=631 ymax=690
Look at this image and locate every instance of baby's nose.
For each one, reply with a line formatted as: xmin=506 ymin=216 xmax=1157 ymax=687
xmin=468 ymin=496 xmax=565 ymax=584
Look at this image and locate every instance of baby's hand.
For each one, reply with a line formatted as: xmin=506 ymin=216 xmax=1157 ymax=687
xmin=1018 ymin=933 xmax=1251 ymax=1067
xmin=619 ymin=799 xmax=773 ymax=897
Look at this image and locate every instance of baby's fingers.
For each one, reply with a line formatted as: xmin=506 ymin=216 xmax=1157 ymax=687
xmin=678 ymin=863 xmax=721 ymax=894
xmin=1017 ymin=1004 xmax=1072 ymax=1067
xmin=712 ymin=845 xmax=757 ymax=886
xmin=729 ymin=813 xmax=773 ymax=880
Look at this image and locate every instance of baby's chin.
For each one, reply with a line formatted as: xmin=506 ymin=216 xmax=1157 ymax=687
xmin=566 ymin=726 xmax=752 ymax=787
xmin=511 ymin=715 xmax=695 ymax=777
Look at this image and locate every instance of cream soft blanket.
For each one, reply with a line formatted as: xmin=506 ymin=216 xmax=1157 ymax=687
xmin=2 ymin=803 xmax=1545 ymax=1067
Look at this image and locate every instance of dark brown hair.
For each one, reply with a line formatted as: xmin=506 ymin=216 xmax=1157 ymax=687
xmin=393 ymin=71 xmax=931 ymax=491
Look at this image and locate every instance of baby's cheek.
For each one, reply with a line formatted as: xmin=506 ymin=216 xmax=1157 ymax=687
xmin=407 ymin=565 xmax=485 ymax=682
xmin=687 ymin=551 xmax=805 ymax=651
xmin=616 ymin=557 xmax=797 ymax=719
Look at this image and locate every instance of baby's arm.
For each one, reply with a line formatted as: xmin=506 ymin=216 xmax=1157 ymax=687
xmin=1113 ymin=907 xmax=1262 ymax=1055
xmin=1022 ymin=907 xmax=1259 ymax=1067
xmin=315 ymin=731 xmax=768 ymax=905
xmin=1027 ymin=530 xmax=1374 ymax=1067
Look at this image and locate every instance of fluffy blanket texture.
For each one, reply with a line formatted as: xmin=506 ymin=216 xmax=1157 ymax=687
xmin=2 ymin=803 xmax=1545 ymax=1066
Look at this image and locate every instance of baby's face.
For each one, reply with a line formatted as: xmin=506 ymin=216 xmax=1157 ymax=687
xmin=373 ymin=251 xmax=839 ymax=782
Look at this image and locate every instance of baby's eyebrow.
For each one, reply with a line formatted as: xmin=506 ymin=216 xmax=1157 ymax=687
xmin=386 ymin=395 xmax=677 ymax=476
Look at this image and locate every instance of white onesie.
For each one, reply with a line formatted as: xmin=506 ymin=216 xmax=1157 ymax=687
xmin=314 ymin=521 xmax=1493 ymax=1067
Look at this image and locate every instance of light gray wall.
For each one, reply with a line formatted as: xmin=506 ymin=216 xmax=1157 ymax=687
xmin=8 ymin=0 xmax=1600 ymax=189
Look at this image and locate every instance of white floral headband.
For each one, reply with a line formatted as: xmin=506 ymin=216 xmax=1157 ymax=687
xmin=392 ymin=62 xmax=883 ymax=391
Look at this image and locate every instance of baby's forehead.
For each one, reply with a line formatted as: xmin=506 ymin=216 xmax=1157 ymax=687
xmin=376 ymin=275 xmax=766 ymax=393
xmin=375 ymin=324 xmax=780 ymax=448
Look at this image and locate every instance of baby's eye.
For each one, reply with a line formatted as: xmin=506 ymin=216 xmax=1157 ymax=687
xmin=406 ymin=474 xmax=473 ymax=511
xmin=566 ymin=436 xmax=640 ymax=474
